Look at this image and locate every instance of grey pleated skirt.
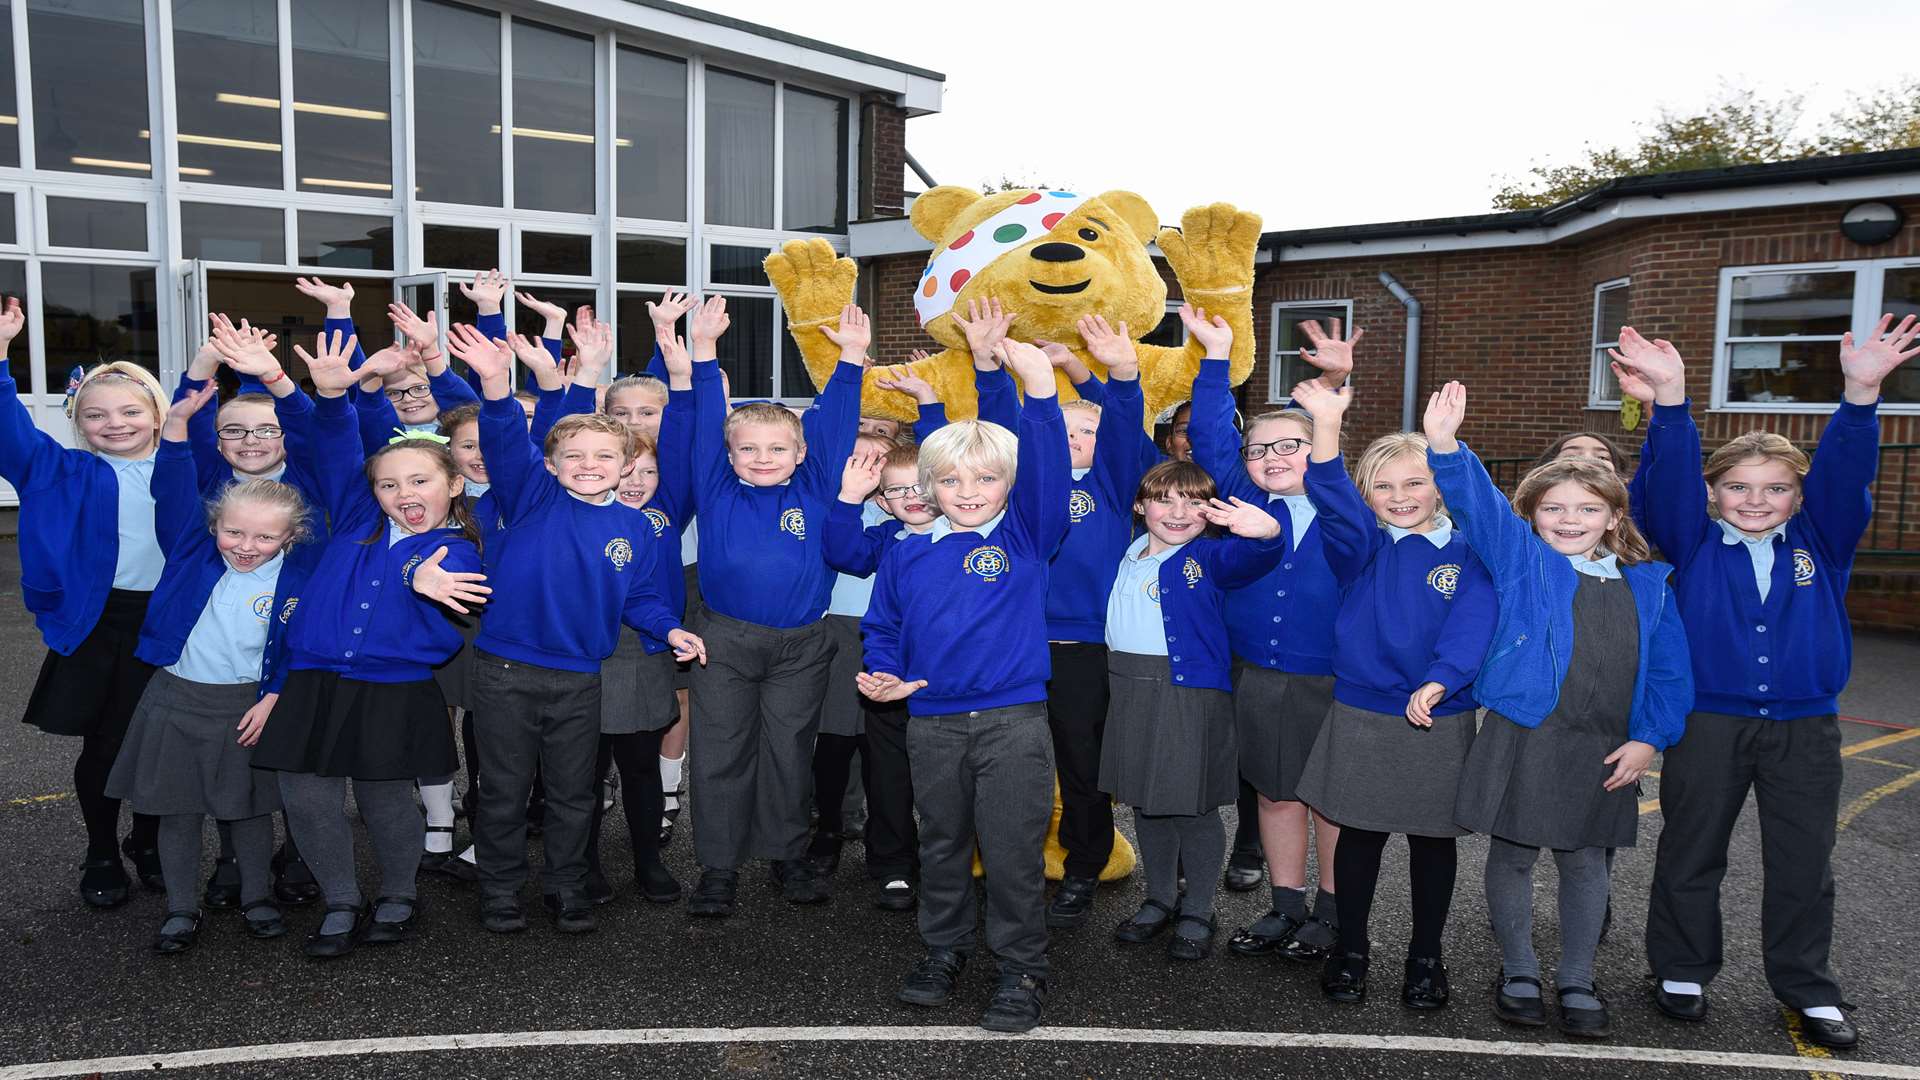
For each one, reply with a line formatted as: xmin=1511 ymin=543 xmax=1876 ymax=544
xmin=1295 ymin=699 xmax=1475 ymax=837
xmin=817 ymin=614 xmax=866 ymax=738
xmin=431 ymin=614 xmax=482 ymax=711
xmin=105 ymin=669 xmax=281 ymax=819
xmin=1232 ymin=662 xmax=1335 ymax=802
xmin=1453 ymin=713 xmax=1639 ymax=850
xmin=600 ymin=627 xmax=679 ymax=734
xmin=1099 ymin=651 xmax=1238 ymax=816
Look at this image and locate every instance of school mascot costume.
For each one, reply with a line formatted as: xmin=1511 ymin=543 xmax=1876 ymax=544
xmin=768 ymin=186 xmax=1263 ymax=880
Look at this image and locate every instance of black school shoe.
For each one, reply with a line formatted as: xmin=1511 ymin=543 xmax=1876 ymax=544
xmin=1493 ymin=973 xmax=1548 ymax=1026
xmin=239 ymin=899 xmax=287 ymax=940
xmin=79 ymin=855 xmax=131 ymax=910
xmin=897 ymin=948 xmax=969 ymax=1007
xmin=770 ymin=858 xmax=830 ymax=904
xmin=1223 ymin=849 xmax=1265 ymax=892
xmin=1113 ymin=899 xmax=1175 ymax=944
xmin=1556 ymin=984 xmax=1612 ymax=1039
xmin=303 ymin=902 xmax=367 ymax=959
xmin=1649 ymin=980 xmax=1709 ymax=1022
xmin=272 ymin=845 xmax=322 ymax=907
xmin=203 ymin=857 xmax=241 ymax=909
xmin=543 ymin=892 xmax=597 ymax=934
xmin=873 ymin=878 xmax=916 ymax=912
xmin=1276 ymin=915 xmax=1337 ymax=962
xmin=1321 ymin=951 xmax=1369 ymax=1004
xmin=152 ymin=910 xmax=204 ymax=956
xmin=636 ymin=860 xmax=682 ymax=904
xmin=687 ymin=869 xmax=739 ymax=917
xmin=1402 ymin=956 xmax=1450 ymax=1010
xmin=1227 ymin=911 xmax=1302 ymax=958
xmin=479 ymin=896 xmax=529 ymax=934
xmin=1798 ymin=1008 xmax=1859 ymax=1051
xmin=122 ymin=836 xmax=165 ymax=892
xmin=420 ymin=827 xmax=476 ymax=882
xmin=585 ymin=867 xmax=617 ymax=906
xmin=806 ymin=832 xmax=843 ymax=876
xmin=1167 ymin=915 xmax=1217 ymax=961
xmin=1045 ymin=875 xmax=1098 ymax=929
xmin=362 ymin=895 xmax=421 ymax=945
xmin=979 ymin=973 xmax=1048 ymax=1034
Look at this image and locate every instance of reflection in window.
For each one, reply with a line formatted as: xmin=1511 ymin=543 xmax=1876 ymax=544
xmin=46 ymin=198 xmax=147 ymax=251
xmin=0 ymin=261 xmax=30 ymax=387
xmin=704 ymin=69 xmax=773 ymax=228
xmin=712 ymin=294 xmax=773 ymax=398
xmin=293 ymin=0 xmax=392 ymax=195
xmin=1722 ymin=271 xmax=1853 ymax=405
xmin=618 ymin=236 xmax=685 ymax=285
xmin=0 ymin=2 xmax=20 ymax=167
xmin=0 ymin=193 xmax=15 ymax=246
xmin=616 ymin=48 xmax=686 ymax=221
xmin=413 ymin=0 xmax=501 ymax=206
xmin=41 ymin=264 xmax=161 ymax=390
xmin=299 ymin=211 xmax=394 ymax=270
xmin=181 ymin=202 xmax=283 ymax=263
xmin=172 ymin=0 xmax=281 ymax=188
xmin=1590 ymin=280 xmax=1631 ymax=403
xmin=615 ymin=291 xmax=664 ymax=375
xmin=1879 ymin=268 xmax=1920 ymax=403
xmin=29 ymin=0 xmax=152 ymax=177
xmin=511 ymin=20 xmax=594 ymax=213
xmin=521 ymin=232 xmax=591 ymax=277
xmin=783 ymin=87 xmax=847 ymax=234
xmin=423 ymin=224 xmax=499 ymax=270
xmin=708 ymin=245 xmax=768 ymax=287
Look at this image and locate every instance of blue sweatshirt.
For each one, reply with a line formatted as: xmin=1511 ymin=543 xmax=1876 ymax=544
xmin=862 ymin=395 xmax=1071 ymax=716
xmin=173 ymin=377 xmax=333 ymax=550
xmin=1636 ymin=399 xmax=1875 ymax=720
xmin=1430 ymin=443 xmax=1693 ymax=750
xmin=1105 ymin=530 xmax=1290 ymax=691
xmin=823 ymin=498 xmax=920 ymax=579
xmin=1303 ymin=456 xmax=1497 ymax=717
xmin=690 ymin=357 xmax=862 ymax=628
xmin=1188 ymin=358 xmax=1340 ymax=674
xmin=280 ymin=392 xmax=482 ymax=682
xmin=1045 ymin=375 xmax=1158 ymax=642
xmin=0 ymin=358 xmax=156 ymax=654
xmin=134 ymin=438 xmax=316 ymax=695
xmin=470 ymin=396 xmax=680 ymax=672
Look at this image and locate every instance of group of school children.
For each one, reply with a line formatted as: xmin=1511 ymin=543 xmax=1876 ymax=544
xmin=3 ymin=267 xmax=1908 ymax=1044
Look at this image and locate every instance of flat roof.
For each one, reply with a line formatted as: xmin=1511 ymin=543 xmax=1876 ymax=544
xmin=621 ymin=0 xmax=945 ymax=81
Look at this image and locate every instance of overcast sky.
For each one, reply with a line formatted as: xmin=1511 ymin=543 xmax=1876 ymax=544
xmin=700 ymin=0 xmax=1920 ymax=231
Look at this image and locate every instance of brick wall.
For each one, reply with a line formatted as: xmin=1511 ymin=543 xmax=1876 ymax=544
xmin=859 ymin=98 xmax=908 ymax=221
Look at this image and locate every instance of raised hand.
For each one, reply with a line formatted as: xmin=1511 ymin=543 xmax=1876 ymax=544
xmin=1602 ymin=739 xmax=1656 ymax=792
xmin=1289 ymin=378 xmax=1350 ymax=422
xmin=949 ymin=298 xmax=1016 ymax=369
xmin=387 ymin=300 xmax=439 ymax=348
xmin=506 ymin=332 xmax=561 ymax=390
xmin=211 ymin=319 xmax=282 ymax=377
xmin=840 ymin=446 xmax=886 ymax=502
xmin=1839 ymin=313 xmax=1920 ymax=405
xmin=1607 ymin=326 xmax=1686 ymax=407
xmin=1031 ymin=338 xmax=1091 ymax=386
xmin=1422 ymin=380 xmax=1467 ymax=454
xmin=162 ymin=381 xmax=218 ymax=442
xmin=565 ymin=317 xmax=614 ymax=384
xmin=1178 ymin=303 xmax=1233 ymax=359
xmin=1075 ymin=314 xmax=1138 ymax=379
xmin=447 ymin=323 xmax=513 ymax=393
xmin=856 ymin=671 xmax=927 ymax=703
xmin=666 ymin=628 xmax=707 ymax=666
xmin=294 ymin=276 xmax=355 ymax=317
xmin=657 ymin=332 xmax=693 ymax=383
xmin=1298 ymin=318 xmax=1363 ymax=388
xmin=1197 ymin=496 xmax=1281 ymax=540
xmin=648 ymin=289 xmax=694 ymax=339
xmin=689 ymin=295 xmax=730 ymax=355
xmin=514 ymin=290 xmax=567 ymax=336
xmin=235 ymin=693 xmax=276 ymax=748
xmin=410 ymin=546 xmax=491 ymax=614
xmin=993 ymin=338 xmax=1055 ymax=398
xmin=1405 ymin=682 xmax=1445 ymax=729
xmin=0 ymin=295 xmax=23 ymax=353
xmin=873 ymin=364 xmax=937 ymax=405
xmin=459 ymin=268 xmax=510 ymax=315
xmin=908 ymin=348 xmax=933 ymax=365
xmin=295 ymin=329 xmax=361 ymax=397
xmin=819 ymin=303 xmax=871 ymax=364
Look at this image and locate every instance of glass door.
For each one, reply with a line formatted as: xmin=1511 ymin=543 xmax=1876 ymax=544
xmin=394 ymin=271 xmax=449 ymax=373
xmin=174 ymin=259 xmax=208 ymax=391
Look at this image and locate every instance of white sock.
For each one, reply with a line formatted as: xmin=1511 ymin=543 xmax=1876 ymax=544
xmin=1662 ymin=980 xmax=1703 ymax=996
xmin=457 ymin=844 xmax=477 ymax=865
xmin=1802 ymin=1006 xmax=1845 ymax=1022
xmin=660 ymin=753 xmax=685 ymax=811
xmin=419 ymin=782 xmax=456 ymax=852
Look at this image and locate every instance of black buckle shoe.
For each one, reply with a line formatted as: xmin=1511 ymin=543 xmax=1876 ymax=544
xmin=1045 ymin=875 xmax=1098 ymax=929
xmin=1494 ymin=973 xmax=1547 ymax=1026
xmin=636 ymin=859 xmax=682 ymax=904
xmin=1223 ymin=850 xmax=1265 ymax=892
xmin=152 ymin=910 xmax=204 ymax=955
xmin=1402 ymin=956 xmax=1450 ymax=1010
xmin=420 ymin=828 xmax=476 ymax=882
xmin=1556 ymin=984 xmax=1612 ymax=1039
xmin=1276 ymin=914 xmax=1337 ymax=962
xmin=239 ymin=899 xmax=287 ymax=940
xmin=1321 ymin=951 xmax=1369 ymax=1003
xmin=272 ymin=846 xmax=322 ymax=907
xmin=897 ymin=947 xmax=969 ymax=1007
xmin=203 ymin=857 xmax=241 ymax=909
xmin=479 ymin=896 xmax=528 ymax=934
xmin=1227 ymin=911 xmax=1302 ymax=958
xmin=1798 ymin=1008 xmax=1859 ymax=1051
xmin=121 ymin=837 xmax=165 ymax=892
xmin=79 ymin=855 xmax=131 ymax=910
xmin=543 ymin=892 xmax=597 ymax=934
xmin=873 ymin=878 xmax=917 ymax=912
xmin=363 ymin=894 xmax=421 ymax=945
xmin=979 ymin=973 xmax=1048 ymax=1033
xmin=770 ymin=858 xmax=830 ymax=904
xmin=687 ymin=868 xmax=738 ymax=918
xmin=1650 ymin=980 xmax=1708 ymax=1022
xmin=303 ymin=902 xmax=367 ymax=958
xmin=1167 ymin=914 xmax=1217 ymax=961
xmin=1113 ymin=899 xmax=1175 ymax=944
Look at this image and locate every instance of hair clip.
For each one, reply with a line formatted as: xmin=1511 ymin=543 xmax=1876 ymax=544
xmin=388 ymin=427 xmax=450 ymax=446
xmin=61 ymin=365 xmax=85 ymax=419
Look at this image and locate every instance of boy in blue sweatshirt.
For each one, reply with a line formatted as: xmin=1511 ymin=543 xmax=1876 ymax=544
xmin=859 ymin=338 xmax=1070 ymax=1035
xmin=1613 ymin=320 xmax=1916 ymax=1050
xmin=683 ymin=293 xmax=865 ymax=914
xmin=444 ymin=320 xmax=703 ymax=936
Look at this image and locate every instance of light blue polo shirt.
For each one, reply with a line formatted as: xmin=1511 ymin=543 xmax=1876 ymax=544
xmin=106 ymin=453 xmax=164 ymax=591
xmin=1105 ymin=533 xmax=1183 ymax=655
xmin=168 ymin=552 xmax=286 ymax=685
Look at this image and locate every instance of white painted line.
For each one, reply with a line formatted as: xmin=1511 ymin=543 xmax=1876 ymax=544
xmin=4 ymin=1026 xmax=1920 ymax=1080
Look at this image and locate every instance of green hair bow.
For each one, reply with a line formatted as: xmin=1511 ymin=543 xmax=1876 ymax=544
xmin=388 ymin=427 xmax=450 ymax=446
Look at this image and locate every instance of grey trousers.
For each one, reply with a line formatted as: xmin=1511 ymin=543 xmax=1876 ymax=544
xmin=470 ymin=651 xmax=603 ymax=901
xmin=909 ymin=701 xmax=1056 ymax=977
xmin=688 ymin=611 xmax=833 ymax=870
xmin=1646 ymin=711 xmax=1844 ymax=1008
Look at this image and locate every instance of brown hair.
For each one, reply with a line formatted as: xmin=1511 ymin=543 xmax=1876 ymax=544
xmin=1702 ymin=431 xmax=1810 ymax=488
xmin=1534 ymin=430 xmax=1635 ymax=480
xmin=881 ymin=442 xmax=919 ymax=471
xmin=360 ymin=441 xmax=483 ymax=551
xmin=723 ymin=400 xmax=806 ymax=446
xmin=1132 ymin=459 xmax=1220 ymax=534
xmin=1513 ymin=457 xmax=1652 ymax=565
xmin=1244 ymin=406 xmax=1314 ymax=441
xmin=544 ymin=411 xmax=639 ymax=461
xmin=437 ymin=403 xmax=481 ymax=438
xmin=215 ymin=391 xmax=277 ymax=422
xmin=604 ymin=375 xmax=668 ymax=412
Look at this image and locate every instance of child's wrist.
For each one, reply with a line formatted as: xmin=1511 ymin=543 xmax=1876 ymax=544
xmin=325 ymin=303 xmax=350 ymax=319
xmin=478 ymin=301 xmax=502 ymax=316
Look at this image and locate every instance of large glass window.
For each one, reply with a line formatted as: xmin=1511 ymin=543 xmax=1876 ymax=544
xmin=615 ymin=290 xmax=666 ymax=375
xmin=40 ymin=264 xmax=160 ymax=388
xmin=511 ymin=20 xmax=594 ymax=214
xmin=28 ymin=0 xmax=152 ymax=177
xmin=423 ymin=224 xmax=499 ymax=270
xmin=46 ymin=197 xmax=147 ymax=251
xmin=180 ymin=202 xmax=283 ymax=263
xmin=709 ymin=244 xmax=768 ymax=287
xmin=712 ymin=294 xmax=775 ymax=397
xmin=298 ymin=211 xmax=393 ymax=270
xmin=782 ymin=86 xmax=846 ymax=234
xmin=292 ymin=0 xmax=392 ymax=195
xmin=0 ymin=193 xmax=16 ymax=246
xmin=1716 ymin=260 xmax=1920 ymax=407
xmin=618 ymin=236 xmax=685 ymax=285
xmin=412 ymin=0 xmax=501 ymax=206
xmin=0 ymin=261 xmax=30 ymax=382
xmin=520 ymin=231 xmax=591 ymax=277
xmin=1589 ymin=278 xmax=1630 ymax=405
xmin=1266 ymin=300 xmax=1352 ymax=403
xmin=0 ymin=2 xmax=20 ymax=168
xmin=704 ymin=69 xmax=772 ymax=228
xmin=616 ymin=47 xmax=686 ymax=221
xmin=171 ymin=0 xmax=281 ymax=188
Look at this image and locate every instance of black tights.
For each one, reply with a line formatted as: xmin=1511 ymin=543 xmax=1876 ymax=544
xmin=810 ymin=732 xmax=865 ymax=850
xmin=1332 ymin=827 xmax=1457 ymax=960
xmin=74 ymin=733 xmax=156 ymax=860
xmin=587 ymin=730 xmax=667 ymax=873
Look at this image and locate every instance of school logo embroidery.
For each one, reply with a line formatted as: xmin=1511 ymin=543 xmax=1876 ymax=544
xmin=1427 ymin=563 xmax=1461 ymax=599
xmin=780 ymin=508 xmax=807 ymax=540
xmin=644 ymin=507 xmax=670 ymax=538
xmin=1145 ymin=579 xmax=1162 ymax=603
xmin=278 ymin=598 xmax=299 ymax=624
xmin=1182 ymin=557 xmax=1204 ymax=588
xmin=1068 ymin=489 xmax=1095 ymax=522
xmin=251 ymin=594 xmax=274 ymax=620
xmin=605 ymin=538 xmax=634 ymax=571
xmin=401 ymin=553 xmax=426 ymax=587
xmin=1793 ymin=548 xmax=1816 ymax=587
xmin=964 ymin=545 xmax=1010 ymax=582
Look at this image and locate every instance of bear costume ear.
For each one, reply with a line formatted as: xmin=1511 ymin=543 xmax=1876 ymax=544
xmin=910 ymin=186 xmax=985 ymax=244
xmin=1092 ymin=190 xmax=1159 ymax=245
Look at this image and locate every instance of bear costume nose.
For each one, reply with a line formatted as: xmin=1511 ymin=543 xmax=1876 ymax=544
xmin=1029 ymin=242 xmax=1085 ymax=263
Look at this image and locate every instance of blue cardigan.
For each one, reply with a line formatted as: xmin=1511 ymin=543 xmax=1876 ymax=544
xmin=1046 ymin=375 xmax=1158 ymax=642
xmin=1430 ymin=443 xmax=1693 ymax=750
xmin=1131 ymin=531 xmax=1290 ymax=692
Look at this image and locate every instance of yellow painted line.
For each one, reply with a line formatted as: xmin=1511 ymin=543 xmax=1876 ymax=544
xmin=1842 ymin=727 xmax=1920 ymax=757
xmin=1837 ymin=767 xmax=1920 ymax=833
xmin=1641 ymin=726 xmax=1920 ymax=818
xmin=1780 ymin=1007 xmax=1845 ymax=1080
xmin=1849 ymin=755 xmax=1913 ymax=768
xmin=5 ymin=792 xmax=70 ymax=808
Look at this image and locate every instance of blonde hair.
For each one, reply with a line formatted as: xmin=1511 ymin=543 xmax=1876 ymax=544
xmin=1061 ymin=399 xmax=1102 ymax=421
xmin=544 ymin=411 xmax=639 ymax=461
xmin=207 ymin=477 xmax=314 ymax=547
xmin=918 ymin=418 xmax=1017 ymax=493
xmin=1245 ymin=406 xmax=1314 ymax=441
xmin=1703 ymin=431 xmax=1810 ymax=488
xmin=215 ymin=391 xmax=277 ymax=423
xmin=70 ymin=362 xmax=166 ymax=449
xmin=604 ymin=375 xmax=668 ymax=410
xmin=723 ymin=401 xmax=805 ymax=446
xmin=1353 ymin=432 xmax=1444 ymax=515
xmin=1513 ymin=458 xmax=1652 ymax=565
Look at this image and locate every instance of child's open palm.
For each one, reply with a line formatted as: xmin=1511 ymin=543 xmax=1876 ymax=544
xmin=1423 ymin=381 xmax=1467 ymax=452
xmin=690 ymin=296 xmax=730 ymax=349
xmin=459 ymin=269 xmax=510 ymax=313
xmin=873 ymin=365 xmax=936 ymax=405
xmin=295 ymin=329 xmax=361 ymax=395
xmin=1607 ymin=327 xmax=1686 ymax=406
xmin=1840 ymin=313 xmax=1920 ymax=401
xmin=1075 ymin=314 xmax=1136 ymax=377
xmin=840 ymin=447 xmax=885 ymax=501
xmin=1298 ymin=319 xmax=1362 ymax=387
xmin=447 ymin=323 xmax=512 ymax=385
xmin=819 ymin=304 xmax=871 ymax=361
xmin=856 ymin=671 xmax=927 ymax=703
xmin=1178 ymin=304 xmax=1233 ymax=358
xmin=1289 ymin=378 xmax=1350 ymax=422
xmin=649 ymin=290 xmax=695 ymax=338
xmin=411 ymin=547 xmax=491 ymax=614
xmin=1198 ymin=496 xmax=1281 ymax=540
xmin=950 ymin=298 xmax=1016 ymax=363
xmin=294 ymin=276 xmax=354 ymax=311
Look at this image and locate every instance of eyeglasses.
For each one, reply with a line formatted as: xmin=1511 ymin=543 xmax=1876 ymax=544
xmin=384 ymin=385 xmax=432 ymax=401
xmin=217 ymin=425 xmax=284 ymax=441
xmin=879 ymin=483 xmax=925 ymax=500
xmin=1241 ymin=437 xmax=1306 ymax=461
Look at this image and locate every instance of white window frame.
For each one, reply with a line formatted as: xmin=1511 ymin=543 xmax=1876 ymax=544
xmin=1712 ymin=257 xmax=1920 ymax=414
xmin=1588 ymin=276 xmax=1630 ymax=407
xmin=513 ymin=221 xmax=596 ymax=282
xmin=36 ymin=189 xmax=158 ymax=259
xmin=1267 ymin=298 xmax=1352 ymax=404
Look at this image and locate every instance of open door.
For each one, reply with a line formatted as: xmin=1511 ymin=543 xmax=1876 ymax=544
xmin=173 ymin=259 xmax=208 ymax=391
xmin=394 ymin=271 xmax=446 ymax=349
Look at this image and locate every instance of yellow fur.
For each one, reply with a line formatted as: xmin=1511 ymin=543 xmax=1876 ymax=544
xmin=970 ymin=777 xmax=1138 ymax=882
xmin=766 ymin=187 xmax=1261 ymax=428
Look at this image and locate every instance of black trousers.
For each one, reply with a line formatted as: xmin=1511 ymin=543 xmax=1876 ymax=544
xmin=1646 ymin=711 xmax=1844 ymax=1009
xmin=470 ymin=652 xmax=602 ymax=901
xmin=1045 ymin=641 xmax=1113 ymax=879
xmin=589 ymin=728 xmax=667 ymax=872
xmin=812 ymin=714 xmax=918 ymax=880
